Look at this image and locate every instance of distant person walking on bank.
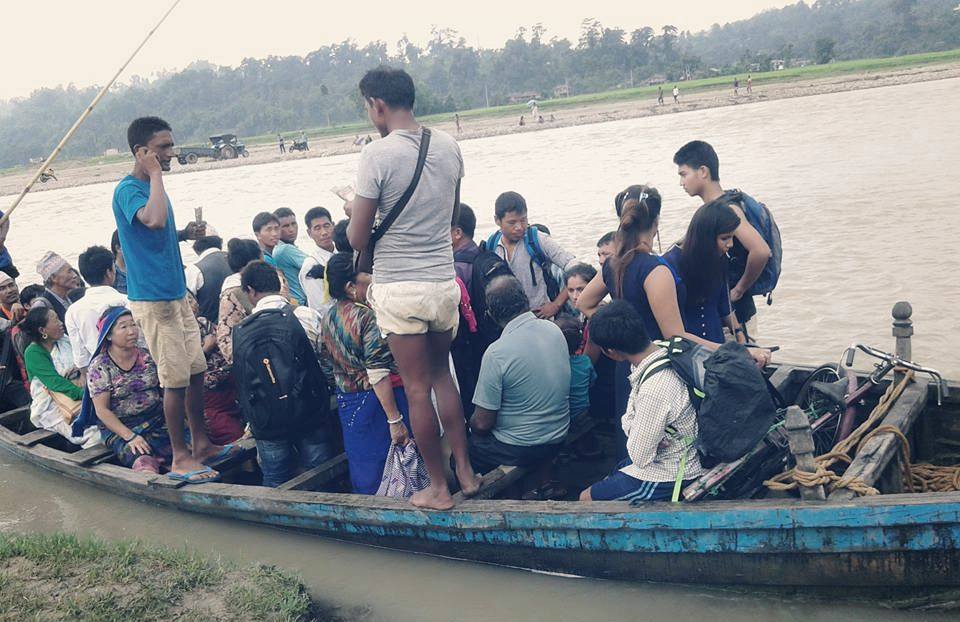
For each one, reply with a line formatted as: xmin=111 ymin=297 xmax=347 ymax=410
xmin=734 ymin=77 xmax=740 ymax=96
xmin=111 ymin=116 xmax=235 ymax=483
xmin=455 ymin=113 xmax=462 ymax=135
xmin=747 ymin=75 xmax=753 ymax=94
xmin=657 ymin=86 xmax=664 ymax=105
xmin=346 ymin=67 xmax=481 ymax=510
xmin=673 ymin=85 xmax=680 ymax=103
xmin=277 ymin=133 xmax=285 ymax=154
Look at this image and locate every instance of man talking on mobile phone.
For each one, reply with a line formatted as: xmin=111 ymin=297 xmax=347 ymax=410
xmin=109 ymin=116 xmax=237 ymax=484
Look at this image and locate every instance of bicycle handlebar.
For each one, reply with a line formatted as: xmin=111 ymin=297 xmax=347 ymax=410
xmin=840 ymin=343 xmax=950 ymax=405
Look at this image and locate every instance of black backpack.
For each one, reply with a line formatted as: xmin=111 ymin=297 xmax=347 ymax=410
xmin=642 ymin=338 xmax=779 ymax=464
xmin=232 ymin=305 xmax=331 ymax=441
xmin=466 ymin=250 xmax=513 ymax=349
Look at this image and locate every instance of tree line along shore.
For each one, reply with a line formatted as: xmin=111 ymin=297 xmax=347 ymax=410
xmin=1 ymin=49 xmax=958 ymax=199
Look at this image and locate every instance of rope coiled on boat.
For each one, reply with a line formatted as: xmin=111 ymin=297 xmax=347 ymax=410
xmin=766 ymin=370 xmax=960 ymax=496
xmin=765 ymin=372 xmax=913 ymax=496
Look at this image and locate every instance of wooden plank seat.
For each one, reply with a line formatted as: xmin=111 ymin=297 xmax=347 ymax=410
xmin=277 ymin=453 xmax=349 ymax=491
xmin=15 ymin=428 xmax=57 ymax=447
xmin=452 ymin=415 xmax=602 ymax=503
xmin=63 ymin=444 xmax=113 ymax=467
xmin=0 ymin=405 xmax=30 ymax=428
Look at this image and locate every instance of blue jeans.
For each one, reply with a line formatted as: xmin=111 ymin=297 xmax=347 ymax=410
xmin=256 ymin=427 xmax=336 ymax=488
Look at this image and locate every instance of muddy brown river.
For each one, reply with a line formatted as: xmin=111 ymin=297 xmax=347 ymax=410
xmin=2 ymin=77 xmax=959 ymax=619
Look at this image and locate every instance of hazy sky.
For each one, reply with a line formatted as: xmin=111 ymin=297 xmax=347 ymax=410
xmin=1 ymin=0 xmax=795 ymax=100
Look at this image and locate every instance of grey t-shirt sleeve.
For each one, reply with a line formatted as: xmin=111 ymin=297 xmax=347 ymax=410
xmin=472 ymin=351 xmax=503 ymax=411
xmin=355 ymin=146 xmax=382 ymax=200
xmin=539 ymin=233 xmax=575 ymax=270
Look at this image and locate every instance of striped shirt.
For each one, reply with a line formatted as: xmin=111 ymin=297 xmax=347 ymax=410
xmin=620 ymin=349 xmax=704 ymax=483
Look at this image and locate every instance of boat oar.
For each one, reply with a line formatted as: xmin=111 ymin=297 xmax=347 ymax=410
xmin=0 ymin=0 xmax=183 ymax=227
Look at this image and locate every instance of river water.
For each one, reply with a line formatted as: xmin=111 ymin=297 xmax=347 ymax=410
xmin=2 ymin=78 xmax=959 ymax=619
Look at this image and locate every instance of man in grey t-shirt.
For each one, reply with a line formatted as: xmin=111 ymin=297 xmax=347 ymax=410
xmin=346 ymin=67 xmax=481 ymax=511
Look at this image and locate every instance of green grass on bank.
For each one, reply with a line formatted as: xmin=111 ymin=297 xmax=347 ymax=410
xmin=0 ymin=532 xmax=335 ymax=622
xmin=4 ymin=47 xmax=958 ymax=176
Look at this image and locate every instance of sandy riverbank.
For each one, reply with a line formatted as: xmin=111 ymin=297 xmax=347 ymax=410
xmin=2 ymin=60 xmax=958 ymax=198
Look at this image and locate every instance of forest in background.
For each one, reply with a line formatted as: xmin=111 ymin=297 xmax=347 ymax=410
xmin=0 ymin=0 xmax=957 ymax=167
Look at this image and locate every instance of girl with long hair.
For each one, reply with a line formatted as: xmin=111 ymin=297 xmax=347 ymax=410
xmin=664 ymin=200 xmax=745 ymax=345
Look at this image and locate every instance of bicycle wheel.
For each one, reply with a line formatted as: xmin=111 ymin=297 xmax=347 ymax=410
xmin=794 ymin=364 xmax=843 ymax=455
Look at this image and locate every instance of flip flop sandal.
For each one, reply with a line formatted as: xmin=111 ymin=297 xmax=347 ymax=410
xmin=202 ymin=443 xmax=241 ymax=466
xmin=166 ymin=466 xmax=221 ymax=484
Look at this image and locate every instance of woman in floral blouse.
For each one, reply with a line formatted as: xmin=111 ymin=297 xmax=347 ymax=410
xmin=320 ymin=253 xmax=411 ymax=494
xmin=216 ymin=239 xmax=261 ymax=365
xmin=85 ymin=307 xmax=172 ymax=473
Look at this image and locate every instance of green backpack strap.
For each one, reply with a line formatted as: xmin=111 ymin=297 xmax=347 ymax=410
xmin=638 ymin=356 xmax=692 ymax=503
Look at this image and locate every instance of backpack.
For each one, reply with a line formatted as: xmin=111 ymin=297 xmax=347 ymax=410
xmin=485 ymin=228 xmax=561 ymax=302
xmin=722 ymin=189 xmax=782 ymax=299
xmin=462 ymin=249 xmax=513 ymax=350
xmin=231 ymin=305 xmax=330 ymax=441
xmin=641 ymin=337 xmax=778 ymax=464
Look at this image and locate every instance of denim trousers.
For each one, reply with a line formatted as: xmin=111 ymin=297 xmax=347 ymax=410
xmin=256 ymin=426 xmax=336 ymax=487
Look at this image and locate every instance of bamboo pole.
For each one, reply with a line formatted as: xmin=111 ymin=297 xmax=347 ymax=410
xmin=0 ymin=0 xmax=183 ymax=226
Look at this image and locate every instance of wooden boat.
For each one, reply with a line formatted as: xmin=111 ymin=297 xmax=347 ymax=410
xmin=2 ymin=304 xmax=959 ymax=587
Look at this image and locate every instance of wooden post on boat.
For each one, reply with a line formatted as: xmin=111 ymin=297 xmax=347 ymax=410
xmin=784 ymin=406 xmax=826 ymax=501
xmin=881 ymin=301 xmax=914 ymax=493
xmin=892 ymin=302 xmax=913 ymax=386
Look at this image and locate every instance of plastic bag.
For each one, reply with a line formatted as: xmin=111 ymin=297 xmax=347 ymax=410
xmin=376 ymin=440 xmax=430 ymax=499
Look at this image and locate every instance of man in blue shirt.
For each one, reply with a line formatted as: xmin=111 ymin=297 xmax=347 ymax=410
xmin=112 ymin=116 xmax=232 ymax=484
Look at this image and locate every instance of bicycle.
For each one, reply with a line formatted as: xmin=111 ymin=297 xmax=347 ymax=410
xmin=794 ymin=343 xmax=948 ymax=455
xmin=682 ymin=344 xmax=948 ymax=502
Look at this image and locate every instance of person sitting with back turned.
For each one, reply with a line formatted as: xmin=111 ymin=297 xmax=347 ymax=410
xmin=451 ymin=203 xmax=512 ymax=418
xmin=467 ymin=276 xmax=570 ymax=475
xmin=321 ymin=253 xmax=412 ymax=494
xmin=272 ymin=207 xmax=309 ymax=306
xmin=216 ymin=238 xmax=262 ymax=366
xmin=21 ymin=306 xmax=99 ymax=448
xmin=299 ymin=206 xmax=337 ymax=315
xmin=233 ymin=261 xmax=335 ymax=487
xmin=65 ymin=246 xmax=128 ymax=376
xmin=37 ymin=251 xmax=82 ymax=326
xmin=487 ymin=191 xmax=575 ymax=319
xmin=554 ymin=315 xmax=595 ymax=421
xmin=184 ymin=234 xmax=230 ymax=324
xmin=674 ymin=140 xmax=771 ymax=338
xmin=333 ymin=219 xmax=352 ymax=253
xmin=346 ymin=66 xmax=480 ymax=509
xmin=185 ymin=291 xmax=243 ymax=445
xmin=580 ymin=300 xmax=703 ymax=502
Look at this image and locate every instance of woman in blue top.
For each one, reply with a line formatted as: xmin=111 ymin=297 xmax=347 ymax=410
xmin=578 ymin=186 xmax=770 ymax=457
xmin=664 ymin=200 xmax=745 ymax=345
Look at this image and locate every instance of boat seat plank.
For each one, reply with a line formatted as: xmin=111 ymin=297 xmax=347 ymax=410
xmin=64 ymin=444 xmax=113 ymax=467
xmin=278 ymin=453 xmax=348 ymax=491
xmin=829 ymin=381 xmax=928 ymax=502
xmin=454 ymin=416 xmax=601 ymax=502
xmin=16 ymin=428 xmax=57 ymax=447
xmin=0 ymin=405 xmax=30 ymax=428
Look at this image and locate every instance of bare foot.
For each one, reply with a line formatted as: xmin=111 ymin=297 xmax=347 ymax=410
xmin=458 ymin=471 xmax=482 ymax=499
xmin=410 ymin=485 xmax=455 ymax=511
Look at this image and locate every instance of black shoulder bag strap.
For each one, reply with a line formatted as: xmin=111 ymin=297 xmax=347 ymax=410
xmin=355 ymin=127 xmax=432 ymax=273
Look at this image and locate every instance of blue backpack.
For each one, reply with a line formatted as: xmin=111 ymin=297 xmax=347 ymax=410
xmin=484 ymin=227 xmax=562 ymax=302
xmin=724 ymin=189 xmax=782 ymax=298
